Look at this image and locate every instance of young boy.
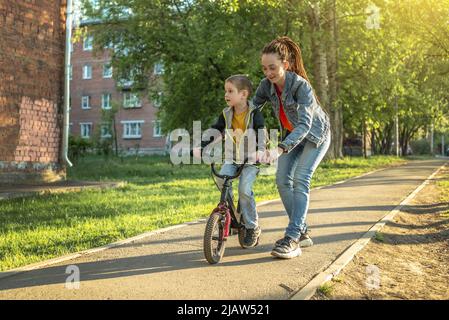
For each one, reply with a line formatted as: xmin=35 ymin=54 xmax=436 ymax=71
xmin=193 ymin=74 xmax=267 ymax=247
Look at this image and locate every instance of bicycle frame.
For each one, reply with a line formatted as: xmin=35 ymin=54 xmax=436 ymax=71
xmin=210 ymin=163 xmax=245 ymax=238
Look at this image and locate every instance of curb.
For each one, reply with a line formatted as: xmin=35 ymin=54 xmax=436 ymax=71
xmin=290 ymin=161 xmax=449 ymax=300
xmin=0 ymin=161 xmax=407 ymax=280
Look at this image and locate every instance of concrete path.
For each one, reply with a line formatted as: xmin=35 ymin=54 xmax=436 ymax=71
xmin=0 ymin=159 xmax=446 ymax=300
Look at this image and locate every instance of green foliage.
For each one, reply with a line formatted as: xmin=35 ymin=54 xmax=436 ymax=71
xmin=80 ymin=0 xmax=291 ymax=134
xmin=68 ymin=135 xmax=94 ymax=162
xmin=80 ymin=0 xmax=449 ymax=154
xmin=94 ymin=137 xmax=114 ymax=156
xmin=91 ymin=101 xmax=120 ymax=157
xmin=338 ymin=0 xmax=449 ymax=154
xmin=318 ymin=282 xmax=334 ymax=297
xmin=410 ymin=139 xmax=431 ymax=155
xmin=374 ymin=232 xmax=385 ymax=242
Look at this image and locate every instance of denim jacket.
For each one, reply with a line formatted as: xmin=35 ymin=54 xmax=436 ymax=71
xmin=252 ymin=71 xmax=330 ymax=153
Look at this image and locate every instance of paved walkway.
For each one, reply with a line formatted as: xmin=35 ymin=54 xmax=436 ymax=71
xmin=0 ymin=159 xmax=446 ymax=299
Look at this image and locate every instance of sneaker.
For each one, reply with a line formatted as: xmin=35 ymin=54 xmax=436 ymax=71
xmin=271 ymin=236 xmax=302 ymax=259
xmin=275 ymin=232 xmax=313 ymax=248
xmin=243 ymin=226 xmax=261 ymax=248
xmin=299 ymin=232 xmax=313 ymax=247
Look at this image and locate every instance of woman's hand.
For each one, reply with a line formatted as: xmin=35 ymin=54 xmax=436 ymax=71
xmin=263 ymin=147 xmax=284 ymax=163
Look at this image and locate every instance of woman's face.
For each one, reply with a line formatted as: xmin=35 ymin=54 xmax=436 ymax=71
xmin=261 ymin=53 xmax=289 ymax=87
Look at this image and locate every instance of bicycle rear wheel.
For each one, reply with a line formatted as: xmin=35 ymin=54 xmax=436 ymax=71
xmin=203 ymin=212 xmax=226 ymax=264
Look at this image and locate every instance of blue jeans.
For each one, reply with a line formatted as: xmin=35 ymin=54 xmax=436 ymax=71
xmin=276 ymin=134 xmax=331 ymax=240
xmin=216 ymin=164 xmax=260 ymax=229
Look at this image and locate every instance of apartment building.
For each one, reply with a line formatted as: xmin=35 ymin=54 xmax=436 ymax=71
xmin=69 ymin=33 xmax=166 ymax=155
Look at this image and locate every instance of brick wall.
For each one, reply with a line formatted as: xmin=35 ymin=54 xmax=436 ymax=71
xmin=0 ymin=0 xmax=67 ymax=183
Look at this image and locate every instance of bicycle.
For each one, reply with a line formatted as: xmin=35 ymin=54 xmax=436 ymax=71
xmin=203 ymin=161 xmax=257 ymax=264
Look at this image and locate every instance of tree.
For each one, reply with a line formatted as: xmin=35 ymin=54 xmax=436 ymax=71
xmin=80 ymin=0 xmax=449 ymax=158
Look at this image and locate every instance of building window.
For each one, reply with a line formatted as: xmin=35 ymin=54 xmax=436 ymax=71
xmin=123 ymin=92 xmax=142 ymax=108
xmin=103 ymin=63 xmax=113 ymax=78
xmin=101 ymin=93 xmax=112 ymax=109
xmin=83 ymin=35 xmax=93 ymax=51
xmin=122 ymin=120 xmax=144 ymax=139
xmin=81 ymin=96 xmax=91 ymax=109
xmin=80 ymin=123 xmax=92 ymax=138
xmin=101 ymin=124 xmax=112 ymax=138
xmin=154 ymin=62 xmax=164 ymax=75
xmin=83 ymin=64 xmax=92 ymax=79
xmin=153 ymin=120 xmax=162 ymax=137
xmin=153 ymin=91 xmax=162 ymax=108
xmin=104 ymin=41 xmax=114 ymax=49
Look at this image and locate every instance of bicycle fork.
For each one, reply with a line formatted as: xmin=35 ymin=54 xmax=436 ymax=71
xmin=211 ymin=203 xmax=232 ymax=239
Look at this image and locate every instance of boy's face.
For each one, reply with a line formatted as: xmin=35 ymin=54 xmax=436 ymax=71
xmin=224 ymin=82 xmax=247 ymax=108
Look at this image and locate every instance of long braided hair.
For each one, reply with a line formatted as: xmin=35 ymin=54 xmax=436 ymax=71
xmin=262 ymin=36 xmax=320 ymax=104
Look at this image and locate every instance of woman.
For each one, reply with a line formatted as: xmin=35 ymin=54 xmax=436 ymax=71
xmin=253 ymin=36 xmax=331 ymax=259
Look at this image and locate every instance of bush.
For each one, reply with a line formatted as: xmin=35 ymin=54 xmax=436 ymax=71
xmin=68 ymin=135 xmax=94 ymax=161
xmin=410 ymin=139 xmax=431 ymax=155
xmin=95 ymin=137 xmax=114 ymax=157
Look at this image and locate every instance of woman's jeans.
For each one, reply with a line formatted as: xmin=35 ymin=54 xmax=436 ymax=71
xmin=276 ymin=133 xmax=331 ymax=240
xmin=216 ymin=164 xmax=260 ymax=229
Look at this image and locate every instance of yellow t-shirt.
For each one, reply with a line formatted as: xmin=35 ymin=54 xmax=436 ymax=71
xmin=231 ymin=109 xmax=248 ymax=144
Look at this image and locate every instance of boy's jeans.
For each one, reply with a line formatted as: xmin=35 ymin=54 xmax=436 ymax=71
xmin=276 ymin=133 xmax=331 ymax=240
xmin=216 ymin=164 xmax=260 ymax=229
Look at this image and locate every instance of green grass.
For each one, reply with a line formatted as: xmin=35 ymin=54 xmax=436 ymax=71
xmin=332 ymin=275 xmax=344 ymax=283
xmin=437 ymin=179 xmax=449 ymax=202
xmin=437 ymin=172 xmax=449 ymax=217
xmin=374 ymin=232 xmax=385 ymax=243
xmin=0 ymin=155 xmax=405 ymax=271
xmin=318 ymin=282 xmax=334 ymax=297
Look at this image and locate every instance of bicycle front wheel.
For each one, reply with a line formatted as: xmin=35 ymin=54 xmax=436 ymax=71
xmin=203 ymin=212 xmax=226 ymax=264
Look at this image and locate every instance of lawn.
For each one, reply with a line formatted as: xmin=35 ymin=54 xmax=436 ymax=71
xmin=0 ymin=155 xmax=406 ymax=271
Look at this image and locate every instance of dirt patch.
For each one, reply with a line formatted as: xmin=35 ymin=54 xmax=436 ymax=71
xmin=312 ymin=165 xmax=449 ymax=300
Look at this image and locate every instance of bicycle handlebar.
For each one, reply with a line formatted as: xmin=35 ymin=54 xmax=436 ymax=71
xmin=211 ymin=160 xmax=253 ymax=180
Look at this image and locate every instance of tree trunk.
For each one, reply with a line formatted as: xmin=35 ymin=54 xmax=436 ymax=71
xmin=325 ymin=0 xmax=343 ymax=158
xmin=376 ymin=122 xmax=394 ymax=154
xmin=371 ymin=128 xmax=376 ymax=155
xmin=307 ymin=1 xmax=332 ymax=158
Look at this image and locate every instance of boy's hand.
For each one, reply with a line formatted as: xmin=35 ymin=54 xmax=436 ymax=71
xmin=256 ymin=150 xmax=265 ymax=163
xmin=259 ymin=150 xmax=271 ymax=164
xmin=192 ymin=147 xmax=202 ymax=159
